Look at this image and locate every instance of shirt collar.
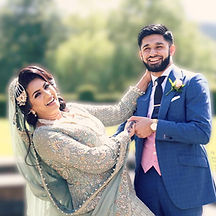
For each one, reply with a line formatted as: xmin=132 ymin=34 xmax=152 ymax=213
xmin=151 ymin=64 xmax=174 ymax=86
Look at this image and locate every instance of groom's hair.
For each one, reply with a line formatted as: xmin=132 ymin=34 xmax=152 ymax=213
xmin=138 ymin=24 xmax=174 ymax=48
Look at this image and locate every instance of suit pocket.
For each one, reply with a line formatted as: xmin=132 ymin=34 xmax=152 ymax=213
xmin=178 ymin=155 xmax=208 ymax=167
xmin=171 ymin=95 xmax=180 ymax=102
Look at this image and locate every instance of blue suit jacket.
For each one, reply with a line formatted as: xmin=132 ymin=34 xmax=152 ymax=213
xmin=115 ymin=66 xmax=216 ymax=209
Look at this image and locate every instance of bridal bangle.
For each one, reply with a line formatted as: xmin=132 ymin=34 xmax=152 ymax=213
xmin=130 ymin=86 xmax=145 ymax=96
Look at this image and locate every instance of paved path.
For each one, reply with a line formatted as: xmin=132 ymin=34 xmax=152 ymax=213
xmin=1 ymin=156 xmax=215 ymax=215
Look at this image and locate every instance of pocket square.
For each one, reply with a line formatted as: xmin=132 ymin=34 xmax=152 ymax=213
xmin=171 ymin=95 xmax=180 ymax=102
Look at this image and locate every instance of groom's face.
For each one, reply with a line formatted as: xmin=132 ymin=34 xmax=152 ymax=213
xmin=139 ymin=34 xmax=175 ymax=73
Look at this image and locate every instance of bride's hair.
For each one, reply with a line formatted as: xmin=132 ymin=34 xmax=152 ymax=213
xmin=17 ymin=65 xmax=66 ymax=127
xmin=14 ymin=65 xmax=66 ymax=166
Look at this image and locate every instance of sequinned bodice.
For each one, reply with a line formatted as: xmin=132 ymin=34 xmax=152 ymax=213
xmin=36 ymin=109 xmax=118 ymax=210
xmin=33 ymin=87 xmax=153 ymax=215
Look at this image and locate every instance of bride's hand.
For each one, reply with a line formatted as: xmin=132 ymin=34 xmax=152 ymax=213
xmin=136 ymin=70 xmax=151 ymax=92
xmin=124 ymin=120 xmax=136 ymax=138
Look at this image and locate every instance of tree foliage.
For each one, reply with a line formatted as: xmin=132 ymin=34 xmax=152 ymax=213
xmin=0 ymin=0 xmax=63 ymax=92
xmin=107 ymin=0 xmax=216 ymax=89
xmin=54 ymin=29 xmax=114 ymax=92
xmin=0 ymin=0 xmax=216 ymax=95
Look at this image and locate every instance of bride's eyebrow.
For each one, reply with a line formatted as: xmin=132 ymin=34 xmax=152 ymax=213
xmin=32 ymin=82 xmax=46 ymax=97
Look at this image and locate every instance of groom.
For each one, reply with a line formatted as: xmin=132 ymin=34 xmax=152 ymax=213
xmin=115 ymin=24 xmax=216 ymax=215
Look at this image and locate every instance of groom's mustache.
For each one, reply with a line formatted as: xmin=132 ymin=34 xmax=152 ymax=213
xmin=147 ymin=55 xmax=162 ymax=60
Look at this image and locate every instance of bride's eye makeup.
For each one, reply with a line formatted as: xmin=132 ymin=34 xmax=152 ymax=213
xmin=44 ymin=83 xmax=50 ymax=89
xmin=34 ymin=92 xmax=41 ymax=98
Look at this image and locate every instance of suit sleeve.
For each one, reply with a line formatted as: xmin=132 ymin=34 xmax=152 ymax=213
xmin=156 ymin=73 xmax=212 ymax=145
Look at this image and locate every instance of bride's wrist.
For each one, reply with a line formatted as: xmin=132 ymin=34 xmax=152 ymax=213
xmin=131 ymin=86 xmax=145 ymax=95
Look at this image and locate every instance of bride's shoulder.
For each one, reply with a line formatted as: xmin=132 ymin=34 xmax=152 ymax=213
xmin=33 ymin=124 xmax=51 ymax=138
xmin=66 ymin=102 xmax=89 ymax=114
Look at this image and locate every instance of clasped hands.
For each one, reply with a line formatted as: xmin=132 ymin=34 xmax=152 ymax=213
xmin=125 ymin=116 xmax=155 ymax=138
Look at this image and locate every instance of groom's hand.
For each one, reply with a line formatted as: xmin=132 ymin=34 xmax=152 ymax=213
xmin=127 ymin=116 xmax=154 ymax=138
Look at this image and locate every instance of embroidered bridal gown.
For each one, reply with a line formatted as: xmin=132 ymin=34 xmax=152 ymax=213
xmin=9 ymin=82 xmax=154 ymax=216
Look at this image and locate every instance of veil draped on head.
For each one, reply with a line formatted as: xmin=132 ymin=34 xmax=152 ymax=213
xmin=8 ymin=78 xmax=75 ymax=215
xmin=8 ymin=76 xmax=139 ymax=216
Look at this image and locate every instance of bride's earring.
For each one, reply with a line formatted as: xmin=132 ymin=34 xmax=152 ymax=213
xmin=30 ymin=110 xmax=37 ymax=117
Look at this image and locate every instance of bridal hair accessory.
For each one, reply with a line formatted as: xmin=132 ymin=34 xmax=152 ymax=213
xmin=14 ymin=81 xmax=27 ymax=106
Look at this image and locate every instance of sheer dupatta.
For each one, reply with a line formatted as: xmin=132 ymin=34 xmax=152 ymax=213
xmin=8 ymin=78 xmax=130 ymax=216
xmin=8 ymin=78 xmax=74 ymax=215
xmin=8 ymin=78 xmax=153 ymax=216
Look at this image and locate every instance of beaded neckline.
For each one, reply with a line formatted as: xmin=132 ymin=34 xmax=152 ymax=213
xmin=38 ymin=111 xmax=105 ymax=136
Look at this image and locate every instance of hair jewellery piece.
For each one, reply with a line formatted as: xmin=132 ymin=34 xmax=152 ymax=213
xmin=15 ymin=81 xmax=27 ymax=106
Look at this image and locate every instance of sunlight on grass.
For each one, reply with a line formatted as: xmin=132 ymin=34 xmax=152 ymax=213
xmin=0 ymin=118 xmax=13 ymax=156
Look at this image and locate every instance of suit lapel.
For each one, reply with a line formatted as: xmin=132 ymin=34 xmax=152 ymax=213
xmin=159 ymin=66 xmax=184 ymax=119
xmin=137 ymin=81 xmax=153 ymax=117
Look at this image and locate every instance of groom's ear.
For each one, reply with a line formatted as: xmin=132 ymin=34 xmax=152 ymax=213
xmin=139 ymin=50 xmax=144 ymax=61
xmin=170 ymin=44 xmax=176 ymax=56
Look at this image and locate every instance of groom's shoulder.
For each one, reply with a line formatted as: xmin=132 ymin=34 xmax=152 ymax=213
xmin=182 ymin=69 xmax=196 ymax=78
xmin=176 ymin=66 xmax=196 ymax=79
xmin=176 ymin=66 xmax=207 ymax=82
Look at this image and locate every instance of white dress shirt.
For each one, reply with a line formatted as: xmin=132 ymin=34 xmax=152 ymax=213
xmin=147 ymin=64 xmax=174 ymax=118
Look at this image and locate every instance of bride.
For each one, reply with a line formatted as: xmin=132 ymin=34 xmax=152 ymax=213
xmin=9 ymin=65 xmax=154 ymax=216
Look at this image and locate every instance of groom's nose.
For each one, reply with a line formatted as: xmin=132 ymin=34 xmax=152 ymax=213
xmin=149 ymin=48 xmax=158 ymax=56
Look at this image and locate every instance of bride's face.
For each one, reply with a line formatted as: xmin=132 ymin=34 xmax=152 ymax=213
xmin=26 ymin=78 xmax=61 ymax=120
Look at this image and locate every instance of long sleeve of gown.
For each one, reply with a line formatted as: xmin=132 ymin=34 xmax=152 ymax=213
xmin=67 ymin=86 xmax=144 ymax=127
xmin=33 ymin=127 xmax=131 ymax=175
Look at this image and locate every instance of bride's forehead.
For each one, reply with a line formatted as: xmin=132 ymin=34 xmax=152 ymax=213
xmin=27 ymin=78 xmax=46 ymax=92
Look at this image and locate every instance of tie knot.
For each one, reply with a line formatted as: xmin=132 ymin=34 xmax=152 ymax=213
xmin=156 ymin=76 xmax=166 ymax=85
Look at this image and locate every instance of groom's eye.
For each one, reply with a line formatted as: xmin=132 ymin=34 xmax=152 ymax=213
xmin=156 ymin=45 xmax=163 ymax=49
xmin=143 ymin=47 xmax=150 ymax=51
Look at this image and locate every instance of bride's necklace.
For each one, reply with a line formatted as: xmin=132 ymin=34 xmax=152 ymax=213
xmin=37 ymin=118 xmax=58 ymax=125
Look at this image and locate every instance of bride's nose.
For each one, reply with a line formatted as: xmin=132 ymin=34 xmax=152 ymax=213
xmin=44 ymin=89 xmax=52 ymax=98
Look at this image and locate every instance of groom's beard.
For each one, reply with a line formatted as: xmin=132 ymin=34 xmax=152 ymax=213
xmin=143 ymin=54 xmax=170 ymax=73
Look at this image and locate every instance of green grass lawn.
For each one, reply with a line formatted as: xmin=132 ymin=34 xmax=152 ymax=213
xmin=0 ymin=118 xmax=13 ymax=156
xmin=1 ymin=117 xmax=216 ymax=173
